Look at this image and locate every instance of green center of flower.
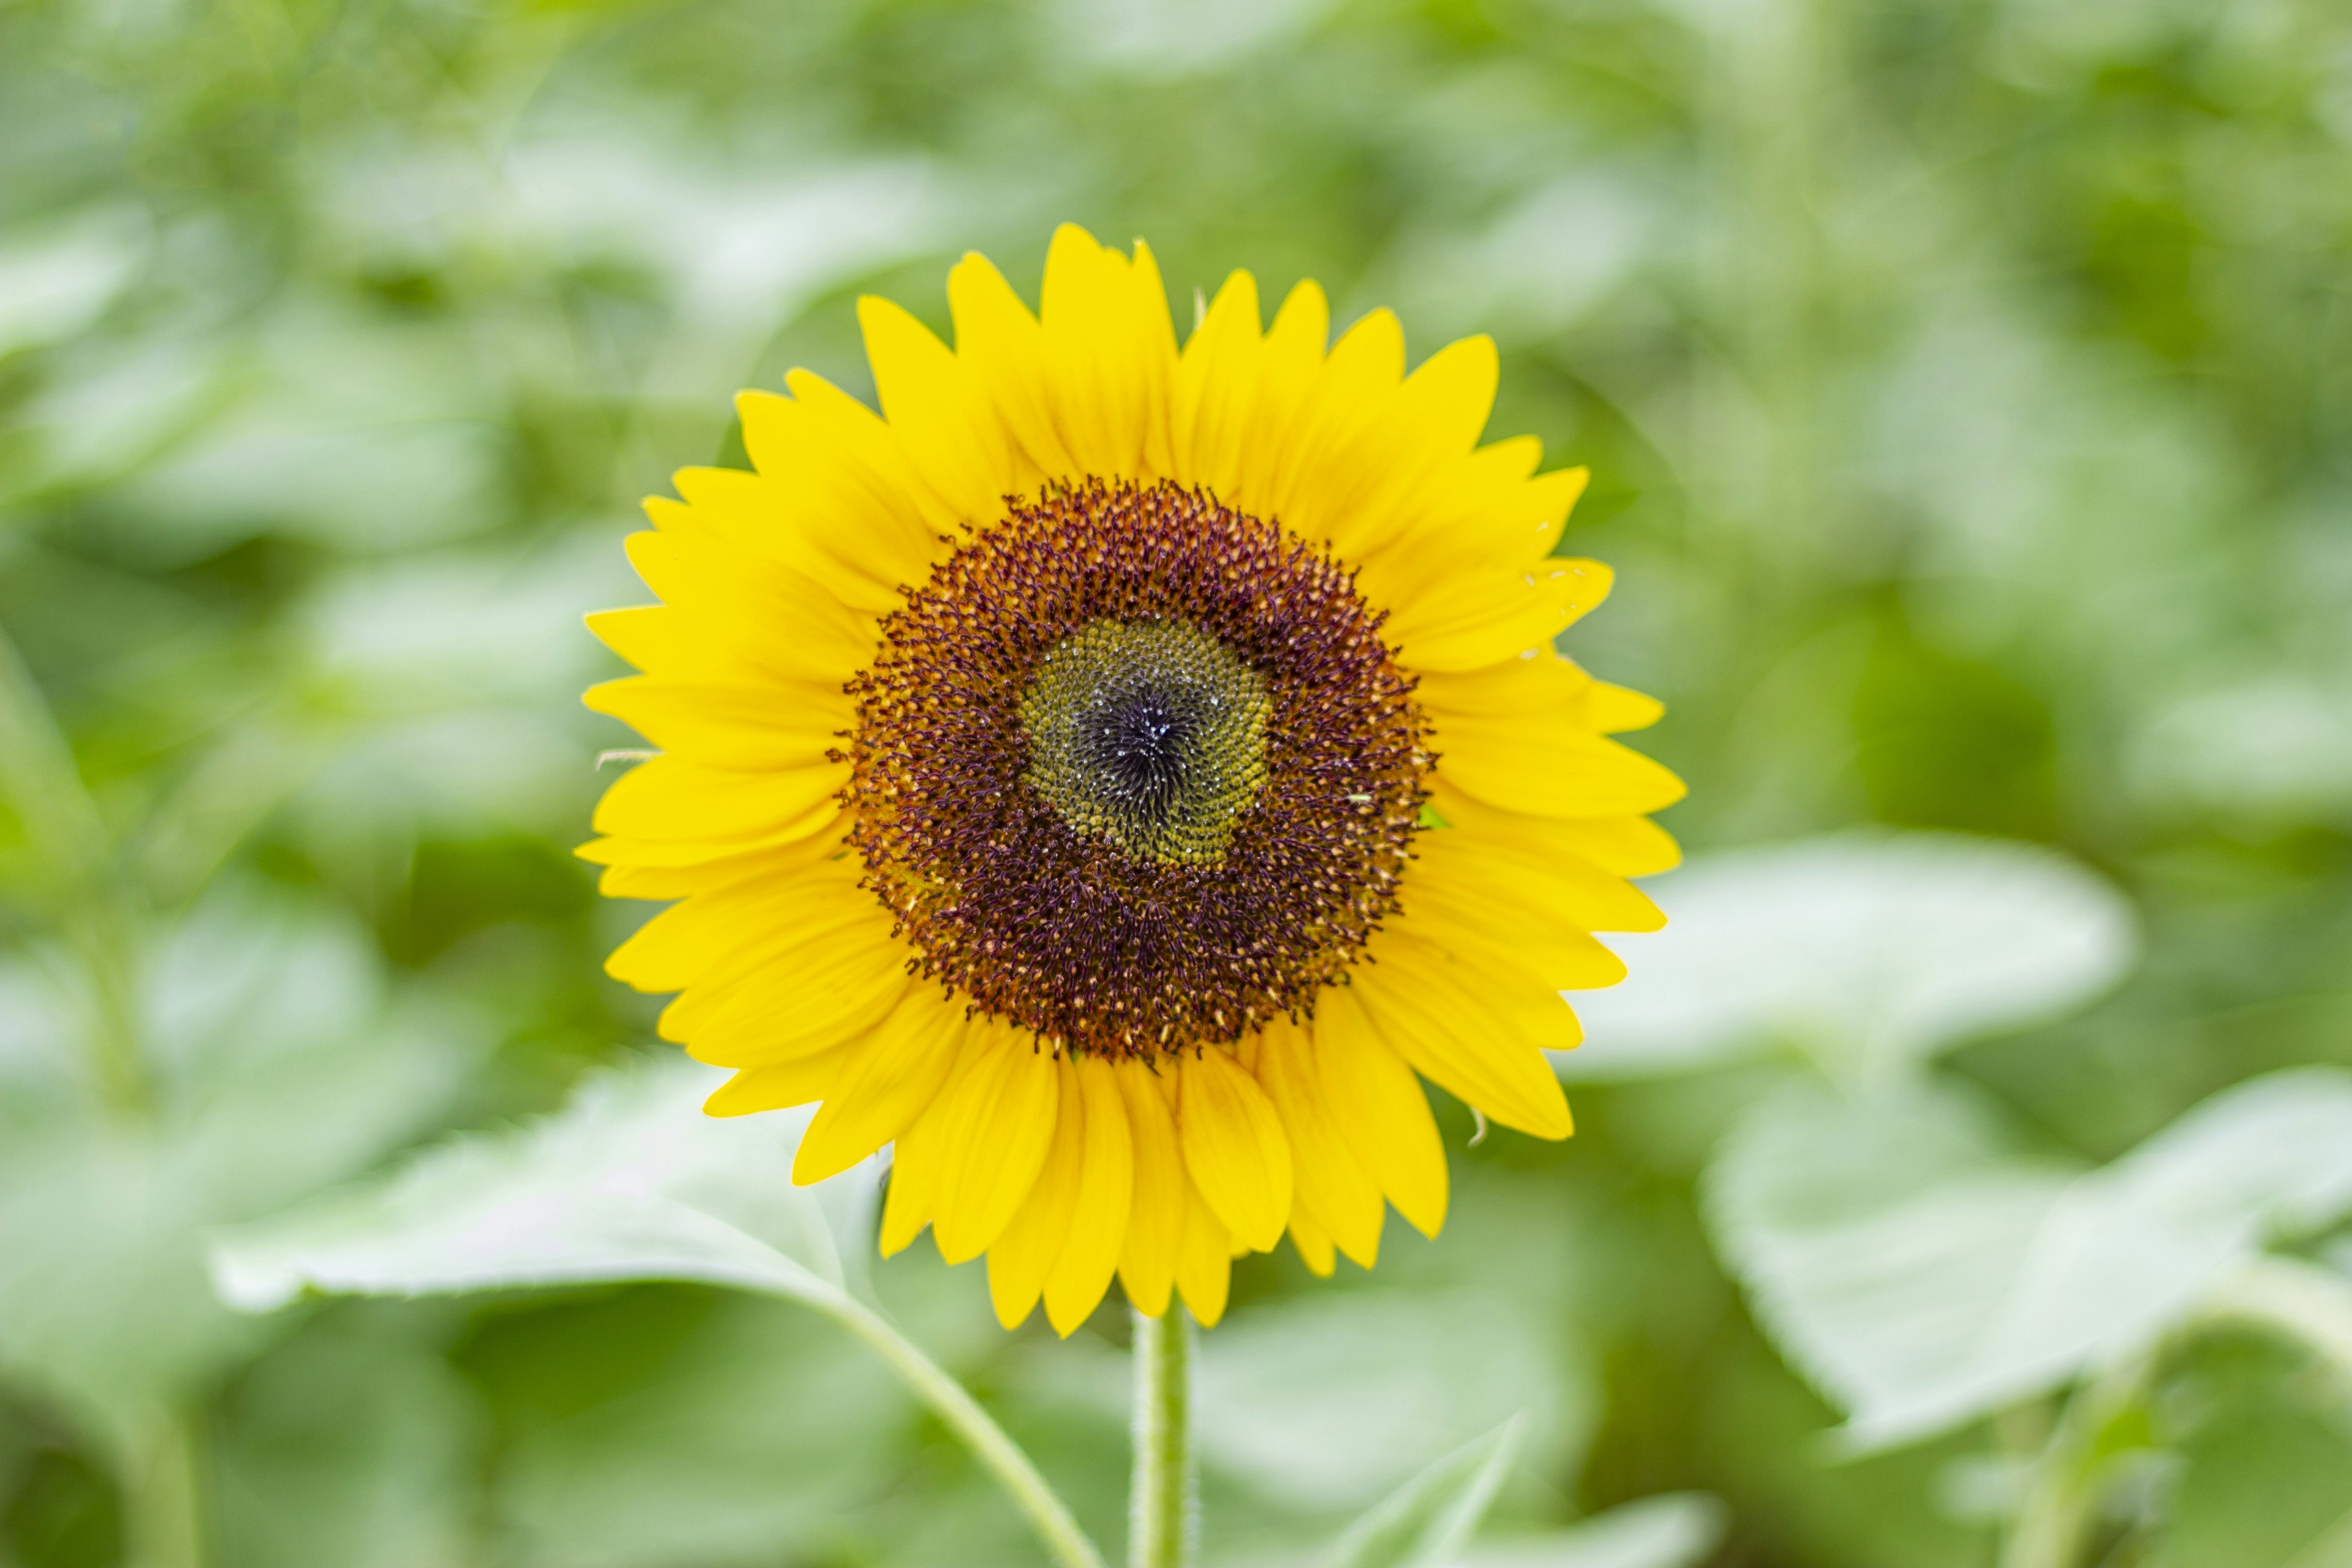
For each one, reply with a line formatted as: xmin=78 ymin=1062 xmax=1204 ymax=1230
xmin=1020 ymin=618 xmax=1271 ymax=867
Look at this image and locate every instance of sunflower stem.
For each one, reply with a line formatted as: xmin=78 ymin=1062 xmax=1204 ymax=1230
xmin=1129 ymin=1305 xmax=1196 ymax=1568
xmin=821 ymin=1291 xmax=1104 ymax=1568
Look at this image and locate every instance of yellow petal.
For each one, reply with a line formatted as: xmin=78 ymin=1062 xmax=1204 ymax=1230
xmin=1042 ymin=1057 xmax=1136 ymax=1335
xmin=1387 ymin=558 xmax=1615 ymax=674
xmin=858 ymin=293 xmax=1016 ymax=524
xmin=1314 ymin=987 xmax=1448 ymax=1237
xmin=989 ymin=1061 xmax=1088 ymax=1330
xmin=931 ymin=1027 xmax=1060 ymax=1264
xmin=1174 ymin=1177 xmax=1233 ymax=1327
xmin=1115 ymin=1062 xmax=1186 ymax=1317
xmin=1436 ymin=715 xmax=1687 ymax=819
xmin=1288 ymin=1208 xmax=1337 ymax=1278
xmin=1427 ymin=780 xmax=1681 ymax=877
xmin=584 ymin=674 xmax=844 ymax=774
xmin=1175 ymin=1046 xmax=1292 ymax=1252
xmin=704 ymin=1047 xmax=851 ymax=1117
xmin=947 ymin=251 xmax=1077 ymax=479
xmin=792 ymin=994 xmax=971 ymax=1185
xmin=1170 ymin=269 xmax=1262 ymax=494
xmin=592 ymin=754 xmax=847 ymax=845
xmin=1255 ymin=1017 xmax=1384 ymax=1268
xmin=1352 ymin=936 xmax=1576 ymax=1139
xmin=1414 ymin=823 xmax=1664 ymax=935
xmin=1227 ymin=279 xmax=1329 ymax=513
xmin=880 ymin=1105 xmax=948 ymax=1257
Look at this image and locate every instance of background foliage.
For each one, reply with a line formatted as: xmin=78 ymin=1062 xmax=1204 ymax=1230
xmin=4 ymin=0 xmax=2352 ymax=1563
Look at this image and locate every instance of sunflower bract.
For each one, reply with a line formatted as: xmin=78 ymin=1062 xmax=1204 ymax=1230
xmin=583 ymin=225 xmax=1685 ymax=1335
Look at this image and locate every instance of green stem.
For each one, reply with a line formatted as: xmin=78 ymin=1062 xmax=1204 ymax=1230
xmin=1129 ymin=1306 xmax=1196 ymax=1568
xmin=0 ymin=622 xmax=147 ymax=1116
xmin=820 ymin=1292 xmax=1104 ymax=1568
xmin=1999 ymin=1256 xmax=2352 ymax=1568
xmin=2000 ymin=1350 xmax=2149 ymax=1568
xmin=124 ymin=1406 xmax=205 ymax=1568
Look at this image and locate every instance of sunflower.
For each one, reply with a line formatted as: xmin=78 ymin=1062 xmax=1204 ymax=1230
xmin=583 ymin=225 xmax=1683 ymax=1335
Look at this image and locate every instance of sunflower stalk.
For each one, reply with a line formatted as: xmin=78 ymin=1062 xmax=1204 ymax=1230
xmin=1129 ymin=1306 xmax=1197 ymax=1568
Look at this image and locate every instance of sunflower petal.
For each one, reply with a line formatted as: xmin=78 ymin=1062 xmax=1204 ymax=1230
xmin=931 ymin=1029 xmax=1061 ymax=1264
xmin=1314 ymin=987 xmax=1449 ymax=1237
xmin=793 ymin=997 xmax=971 ymax=1185
xmin=1043 ymin=1057 xmax=1136 ymax=1335
xmin=1176 ymin=1046 xmax=1292 ymax=1252
xmin=988 ymin=1062 xmax=1088 ymax=1329
xmin=1115 ymin=1064 xmax=1186 ymax=1317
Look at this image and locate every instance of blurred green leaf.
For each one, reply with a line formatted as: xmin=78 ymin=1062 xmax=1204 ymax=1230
xmin=1458 ymin=1493 xmax=1727 ymax=1568
xmin=0 ymin=885 xmax=480 ymax=1453
xmin=210 ymin=1055 xmax=876 ymax=1314
xmin=1311 ymin=1415 xmax=1523 ymax=1568
xmin=1195 ymin=1291 xmax=1591 ymax=1509
xmin=1706 ymin=1068 xmax=2352 ymax=1452
xmin=1563 ymin=832 xmax=2137 ymax=1083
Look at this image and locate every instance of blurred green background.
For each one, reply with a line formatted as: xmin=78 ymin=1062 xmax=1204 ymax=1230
xmin=4 ymin=0 xmax=2352 ymax=1563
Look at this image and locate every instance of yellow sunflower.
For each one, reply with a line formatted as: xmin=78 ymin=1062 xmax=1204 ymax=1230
xmin=582 ymin=225 xmax=1684 ymax=1335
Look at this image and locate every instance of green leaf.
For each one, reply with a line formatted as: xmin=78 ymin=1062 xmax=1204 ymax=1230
xmin=1561 ymin=831 xmax=2136 ymax=1082
xmin=0 ymin=886 xmax=481 ymax=1454
xmin=1706 ymin=1067 xmax=2352 ymax=1451
xmin=208 ymin=1054 xmax=880 ymax=1316
xmin=1313 ymin=1415 xmax=1525 ymax=1568
xmin=1458 ymin=1493 xmax=1727 ymax=1568
xmin=1197 ymin=1290 xmax=1589 ymax=1509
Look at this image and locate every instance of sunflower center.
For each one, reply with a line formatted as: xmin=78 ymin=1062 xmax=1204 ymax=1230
xmin=841 ymin=478 xmax=1430 ymax=1060
xmin=1020 ymin=618 xmax=1270 ymax=866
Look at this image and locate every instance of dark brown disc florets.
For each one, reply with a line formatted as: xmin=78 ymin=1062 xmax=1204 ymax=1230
xmin=840 ymin=478 xmax=1430 ymax=1060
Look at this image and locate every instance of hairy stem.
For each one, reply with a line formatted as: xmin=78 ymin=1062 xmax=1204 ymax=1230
xmin=823 ymin=1292 xmax=1104 ymax=1568
xmin=1129 ymin=1306 xmax=1196 ymax=1568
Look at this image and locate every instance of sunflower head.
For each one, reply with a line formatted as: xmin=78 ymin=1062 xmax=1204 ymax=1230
xmin=585 ymin=225 xmax=1684 ymax=1335
xmin=842 ymin=477 xmax=1429 ymax=1060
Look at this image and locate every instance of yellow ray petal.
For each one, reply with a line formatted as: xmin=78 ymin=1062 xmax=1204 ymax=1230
xmin=605 ymin=850 xmax=869 ymax=993
xmin=1436 ymin=715 xmax=1688 ymax=819
xmin=591 ymin=754 xmax=848 ymax=845
xmin=858 ymin=293 xmax=1016 ymax=524
xmin=1427 ymin=780 xmax=1682 ymax=877
xmin=1174 ymin=1177 xmax=1233 ymax=1327
xmin=947 ymin=250 xmax=1077 ymax=479
xmin=792 ymin=994 xmax=972 ymax=1185
xmin=1254 ymin=1017 xmax=1384 ymax=1268
xmin=1172 ymin=270 xmax=1262 ymax=494
xmin=1043 ymin=1056 xmax=1136 ymax=1335
xmin=931 ymin=1028 xmax=1061 ymax=1264
xmin=1352 ymin=936 xmax=1576 ymax=1139
xmin=1175 ymin=1046 xmax=1292 ymax=1252
xmin=1115 ymin=1061 xmax=1186 ymax=1317
xmin=1288 ymin=1207 xmax=1337 ymax=1278
xmin=584 ymin=674 xmax=845 ymax=774
xmin=1313 ymin=987 xmax=1448 ymax=1237
xmin=1387 ymin=558 xmax=1615 ymax=674
xmin=880 ymin=1104 xmax=949 ymax=1257
xmin=704 ymin=1046 xmax=850 ymax=1117
xmin=988 ymin=1061 xmax=1088 ymax=1330
xmin=1227 ymin=279 xmax=1329 ymax=513
xmin=1413 ymin=824 xmax=1664 ymax=935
